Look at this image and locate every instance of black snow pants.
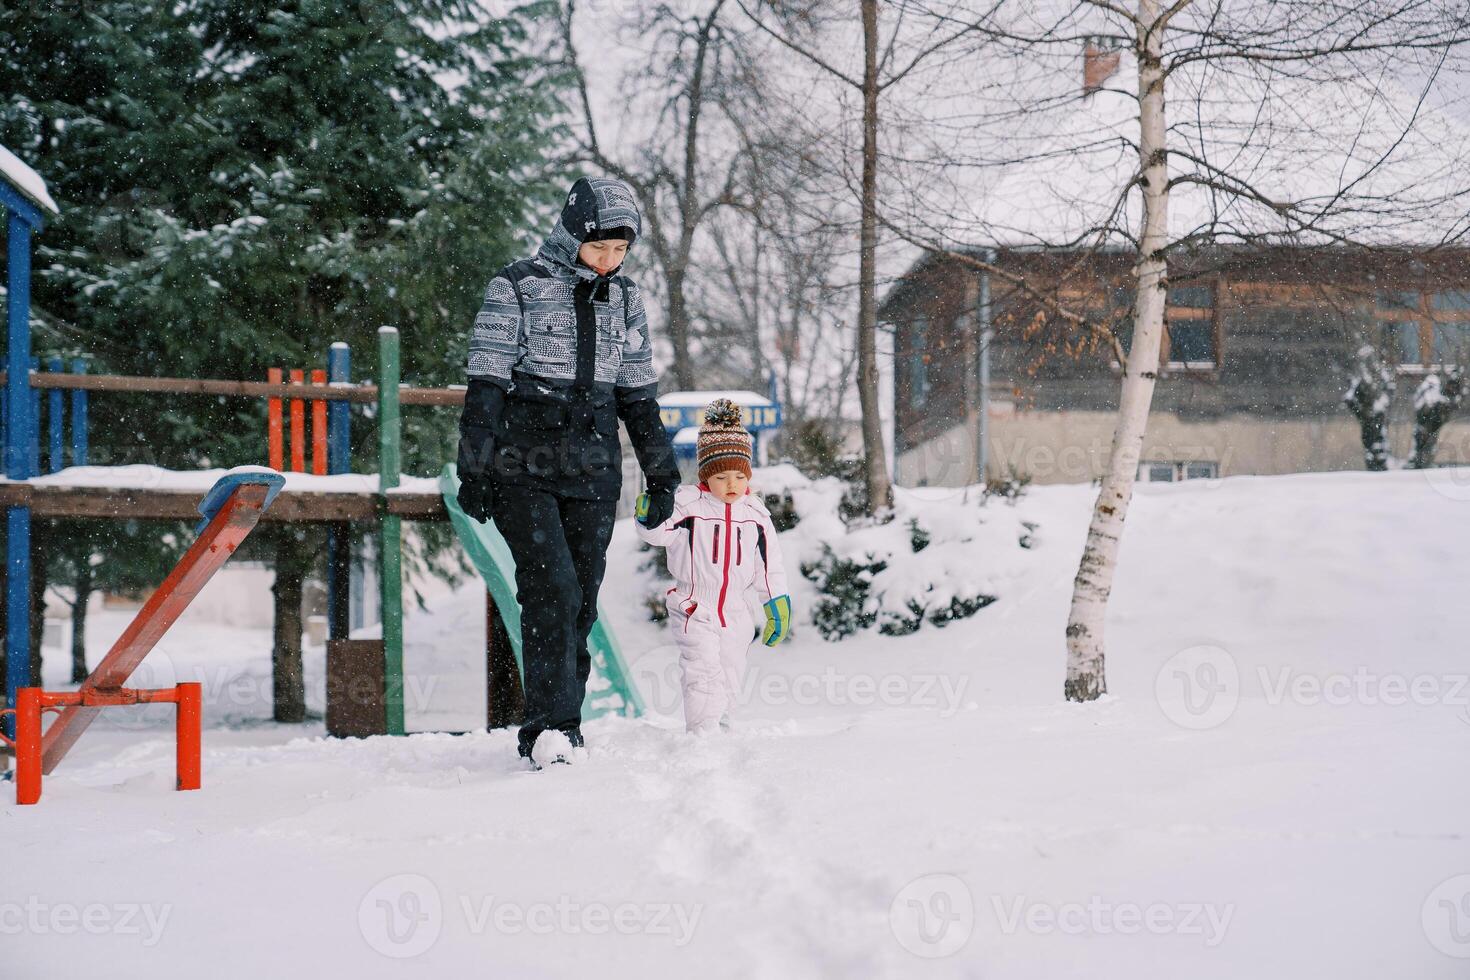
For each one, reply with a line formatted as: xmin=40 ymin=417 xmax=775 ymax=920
xmin=494 ymin=486 xmax=618 ymax=755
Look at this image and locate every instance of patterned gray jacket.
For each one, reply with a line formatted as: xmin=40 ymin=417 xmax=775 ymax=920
xmin=458 ymin=177 xmax=679 ymax=501
xmin=467 ymin=177 xmax=656 ymax=393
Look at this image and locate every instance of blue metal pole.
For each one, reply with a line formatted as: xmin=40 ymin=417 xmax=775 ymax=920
xmin=47 ymin=356 xmax=63 ymax=473
xmin=28 ymin=356 xmax=39 ymax=477
xmin=71 ymin=358 xmax=87 ymax=467
xmin=326 ymin=342 xmax=350 ymax=640
xmin=5 ymin=213 xmax=36 ymax=739
xmin=327 ymin=342 xmax=350 ymax=473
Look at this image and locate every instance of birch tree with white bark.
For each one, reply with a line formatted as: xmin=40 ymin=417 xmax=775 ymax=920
xmin=865 ymin=0 xmax=1468 ymax=699
xmin=950 ymin=0 xmax=1470 ymax=701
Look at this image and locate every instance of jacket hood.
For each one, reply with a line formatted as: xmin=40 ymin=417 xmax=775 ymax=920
xmin=536 ymin=176 xmax=642 ymax=283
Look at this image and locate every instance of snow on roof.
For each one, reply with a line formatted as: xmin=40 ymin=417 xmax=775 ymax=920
xmin=658 ymin=390 xmax=776 ymax=408
xmin=672 ymin=426 xmax=701 ymax=446
xmin=0 ymin=143 xmax=59 ymax=217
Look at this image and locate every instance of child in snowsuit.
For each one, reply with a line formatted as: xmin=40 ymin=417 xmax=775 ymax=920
xmin=635 ymin=399 xmax=792 ymax=733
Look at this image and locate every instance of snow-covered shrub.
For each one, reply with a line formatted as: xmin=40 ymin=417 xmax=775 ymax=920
xmin=1343 ymin=344 xmax=1396 ymax=471
xmin=1411 ymin=367 xmax=1465 ymax=468
xmin=814 ymin=454 xmax=875 ymax=526
xmin=907 ymin=518 xmax=931 ymax=553
xmin=637 ymin=541 xmax=672 ymax=623
xmin=763 ymin=465 xmax=1037 ymax=642
xmin=801 ymin=546 xmax=885 ymax=640
xmin=762 ymin=488 xmax=800 ymax=532
xmin=876 ymin=591 xmax=999 ymax=637
xmin=983 ymin=469 xmax=1031 ymax=503
xmin=1019 ymin=521 xmax=1039 ymax=549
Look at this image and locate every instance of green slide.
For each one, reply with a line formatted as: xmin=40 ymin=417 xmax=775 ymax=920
xmin=439 ymin=464 xmax=644 ymax=720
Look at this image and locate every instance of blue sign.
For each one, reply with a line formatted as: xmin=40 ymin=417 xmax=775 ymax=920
xmin=658 ymin=402 xmax=782 ymax=433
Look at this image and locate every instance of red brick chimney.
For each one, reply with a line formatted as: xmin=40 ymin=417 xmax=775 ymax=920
xmin=1083 ymin=36 xmax=1121 ymax=96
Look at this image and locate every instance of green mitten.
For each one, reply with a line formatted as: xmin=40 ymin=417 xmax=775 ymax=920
xmin=761 ymin=595 xmax=792 ymax=647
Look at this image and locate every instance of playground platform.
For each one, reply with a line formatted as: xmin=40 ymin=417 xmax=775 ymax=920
xmin=0 ymin=467 xmax=446 ymax=522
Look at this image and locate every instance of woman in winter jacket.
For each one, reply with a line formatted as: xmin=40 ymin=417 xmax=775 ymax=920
xmin=455 ymin=176 xmax=680 ymax=765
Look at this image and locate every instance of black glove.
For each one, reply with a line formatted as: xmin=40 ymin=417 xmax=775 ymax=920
xmin=455 ymin=473 xmax=496 ymax=520
xmin=640 ymin=488 xmax=675 ymax=529
xmin=457 ymin=377 xmax=507 ymax=524
xmin=457 ymin=475 xmax=496 ymax=523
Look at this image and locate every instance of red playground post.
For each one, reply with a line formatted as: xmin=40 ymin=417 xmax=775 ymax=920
xmin=311 ymin=368 xmax=327 ymax=476
xmin=267 ymin=367 xmax=284 ymax=471
xmin=9 ymin=683 xmax=202 ymax=805
xmin=289 ymin=368 xmax=306 ymax=472
xmin=1 ymin=471 xmax=284 ymax=800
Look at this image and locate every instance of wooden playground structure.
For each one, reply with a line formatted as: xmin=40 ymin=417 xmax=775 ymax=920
xmin=0 ymin=314 xmax=477 ymax=733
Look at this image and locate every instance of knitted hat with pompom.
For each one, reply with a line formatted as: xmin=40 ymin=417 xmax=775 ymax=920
xmin=696 ymin=398 xmax=753 ymax=482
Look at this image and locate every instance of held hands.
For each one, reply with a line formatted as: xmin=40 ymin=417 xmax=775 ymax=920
xmin=635 ymin=489 xmax=675 ymax=528
xmin=761 ymin=595 xmax=792 ymax=647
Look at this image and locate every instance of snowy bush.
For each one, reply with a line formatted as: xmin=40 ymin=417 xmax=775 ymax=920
xmin=761 ymin=488 xmax=801 ymax=532
xmin=983 ymin=469 xmax=1031 ymax=502
xmin=801 ymin=546 xmax=886 ymax=640
xmin=1343 ymin=344 xmax=1396 ymax=471
xmin=760 ymin=465 xmax=1034 ymax=643
xmin=1411 ymin=367 xmax=1466 ymax=468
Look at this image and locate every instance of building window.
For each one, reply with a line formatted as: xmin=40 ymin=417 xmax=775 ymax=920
xmin=908 ymin=314 xmax=931 ymax=409
xmin=1433 ymin=322 xmax=1470 ymax=365
xmin=1168 ymin=285 xmax=1214 ymax=308
xmin=1165 ymin=282 xmax=1216 ymax=369
xmin=1108 ymin=280 xmax=1218 ymax=369
xmin=1432 ymin=289 xmax=1470 ymax=311
xmin=1167 ymin=319 xmax=1215 ymax=366
xmin=1380 ymin=320 xmax=1420 ymax=364
xmin=1138 ymin=460 xmax=1219 ymax=482
xmin=1375 ymin=289 xmax=1470 ymax=369
xmin=1376 ymin=291 xmax=1425 ymax=367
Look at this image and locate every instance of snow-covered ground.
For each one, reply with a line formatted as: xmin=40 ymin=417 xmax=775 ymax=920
xmin=6 ymin=468 xmax=1470 ymax=978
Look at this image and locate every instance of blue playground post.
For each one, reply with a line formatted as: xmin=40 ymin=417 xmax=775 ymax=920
xmin=327 ymin=343 xmax=350 ymax=473
xmin=28 ymin=357 xmax=39 ymax=477
xmin=326 ymin=342 xmax=350 ymax=640
xmin=4 ymin=210 xmax=39 ymax=739
xmin=47 ymin=356 xmax=63 ymax=473
xmin=71 ymin=358 xmax=87 ymax=467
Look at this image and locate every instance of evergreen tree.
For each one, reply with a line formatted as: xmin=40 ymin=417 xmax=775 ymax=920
xmin=0 ymin=1 xmax=566 ymax=698
xmin=4 ymin=0 xmax=563 ymax=473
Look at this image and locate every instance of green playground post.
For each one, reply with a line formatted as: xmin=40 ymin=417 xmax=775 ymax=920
xmin=377 ymin=326 xmax=405 ymax=735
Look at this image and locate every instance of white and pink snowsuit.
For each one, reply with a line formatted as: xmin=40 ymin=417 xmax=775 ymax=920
xmin=636 ymin=484 xmax=789 ymax=732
